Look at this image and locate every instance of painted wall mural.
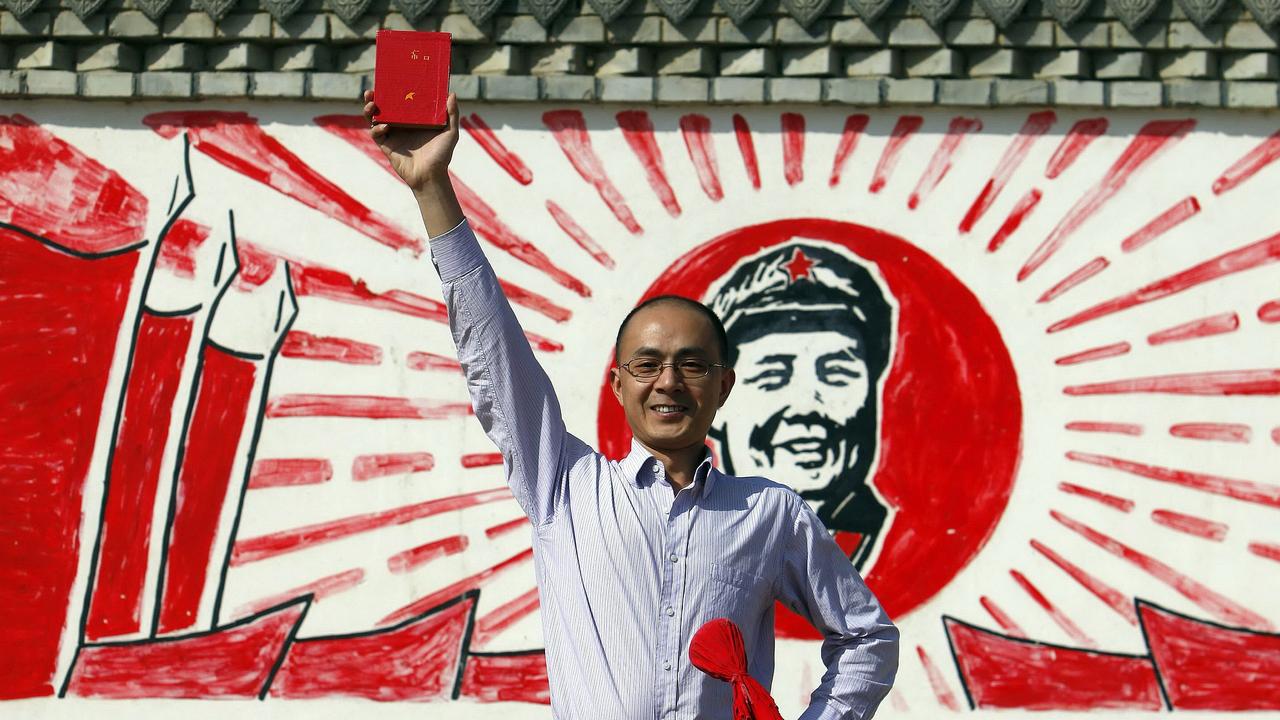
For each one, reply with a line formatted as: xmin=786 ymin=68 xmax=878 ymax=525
xmin=2 ymin=102 xmax=1279 ymax=715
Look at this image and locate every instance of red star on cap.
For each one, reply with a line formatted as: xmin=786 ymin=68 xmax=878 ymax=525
xmin=782 ymin=248 xmax=816 ymax=283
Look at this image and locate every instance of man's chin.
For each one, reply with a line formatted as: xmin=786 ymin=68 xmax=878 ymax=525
xmin=759 ymin=454 xmax=839 ymax=493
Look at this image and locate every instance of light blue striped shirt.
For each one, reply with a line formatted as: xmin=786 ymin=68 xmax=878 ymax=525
xmin=430 ymin=220 xmax=898 ymax=720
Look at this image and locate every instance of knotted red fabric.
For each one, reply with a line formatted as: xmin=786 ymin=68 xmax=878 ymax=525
xmin=689 ymin=618 xmax=785 ymax=720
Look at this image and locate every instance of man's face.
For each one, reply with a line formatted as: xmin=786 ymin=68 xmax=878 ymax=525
xmin=611 ymin=304 xmax=735 ymax=456
xmin=718 ymin=330 xmax=871 ymax=493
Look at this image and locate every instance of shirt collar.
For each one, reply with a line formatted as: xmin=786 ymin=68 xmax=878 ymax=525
xmin=621 ymin=438 xmax=717 ymax=495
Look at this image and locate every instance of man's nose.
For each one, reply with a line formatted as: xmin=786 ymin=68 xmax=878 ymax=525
xmin=652 ymin=363 xmax=684 ymax=391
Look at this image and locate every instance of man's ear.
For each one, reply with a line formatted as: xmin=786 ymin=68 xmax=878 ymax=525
xmin=610 ymin=366 xmax=623 ymax=405
xmin=717 ymin=368 xmax=735 ymax=409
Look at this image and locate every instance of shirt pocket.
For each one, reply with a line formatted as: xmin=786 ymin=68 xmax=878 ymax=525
xmin=708 ymin=561 xmax=771 ymax=623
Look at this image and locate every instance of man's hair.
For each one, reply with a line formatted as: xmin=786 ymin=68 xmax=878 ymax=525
xmin=614 ymin=295 xmax=730 ymax=365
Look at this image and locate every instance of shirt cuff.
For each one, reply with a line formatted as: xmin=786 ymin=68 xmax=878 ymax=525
xmin=428 ymin=218 xmax=484 ymax=282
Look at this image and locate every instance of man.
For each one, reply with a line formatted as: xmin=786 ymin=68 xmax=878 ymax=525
xmin=707 ymin=244 xmax=896 ymax=571
xmin=362 ymin=91 xmax=898 ymax=719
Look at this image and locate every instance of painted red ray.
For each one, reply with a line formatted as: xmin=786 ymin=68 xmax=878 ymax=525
xmin=460 ymin=652 xmax=550 ymax=704
xmin=1009 ymin=569 xmax=1095 ymax=647
xmin=1064 ymin=421 xmax=1142 ymax=436
xmin=1038 ymin=257 xmax=1108 ymax=303
xmin=485 ymin=516 xmax=528 ymax=538
xmin=1055 ymin=342 xmax=1130 ymax=366
xmin=472 ymin=587 xmax=540 ymax=648
xmin=1150 ymin=509 xmax=1227 ymax=541
xmin=380 ymin=547 xmax=534 ymax=626
xmin=1051 ymin=509 xmax=1273 ymax=630
xmin=1057 ymin=481 xmax=1135 ymax=512
xmin=1065 ymin=369 xmax=1280 ymax=397
xmin=543 ymin=109 xmax=642 ymax=234
xmin=979 ymin=596 xmax=1027 ymax=637
xmin=679 ymin=114 xmax=724 ymax=201
xmin=1045 ymin=118 xmax=1108 ymax=180
xmin=546 ymin=199 xmax=615 ymax=269
xmin=235 ymin=568 xmax=364 ymax=619
xmin=1030 ymin=539 xmax=1136 ymax=626
xmin=909 ymin=116 xmax=982 ymax=210
xmin=462 ymin=452 xmax=503 ymax=468
xmin=145 ymin=111 xmax=421 ymax=254
xmin=249 ymin=458 xmax=334 ymax=489
xmin=1249 ymin=542 xmax=1280 ymax=563
xmin=782 ymin=112 xmax=805 ymax=186
xmin=460 ymin=113 xmax=533 ymax=185
xmin=1119 ymin=195 xmax=1200 ymax=253
xmin=281 ymin=330 xmax=382 ymax=365
xmin=1258 ymin=299 xmax=1280 ymax=323
xmin=960 ymin=111 xmax=1055 ymax=232
xmin=1273 ymin=428 xmax=1280 ymax=445
xmin=1067 ymin=450 xmax=1280 ymax=508
xmin=265 ymin=394 xmax=473 ymax=420
xmin=915 ymin=645 xmax=962 ymax=710
xmin=230 ymin=487 xmax=511 ymax=565
xmin=944 ymin=618 xmax=1161 ymax=710
xmin=352 ymin=452 xmax=435 ymax=481
xmin=616 ymin=110 xmax=681 ymax=217
xmin=1047 ymin=230 xmax=1280 ymax=333
xmin=1148 ymin=312 xmax=1238 ymax=345
xmin=387 ymin=535 xmax=469 ymax=574
xmin=156 ymin=219 xmax=211 ymax=278
xmin=829 ymin=114 xmax=869 ymax=187
xmin=0 ymin=114 xmax=148 ymax=254
xmin=1020 ymin=120 xmax=1195 ymax=282
xmin=406 ymin=351 xmax=462 ymax=372
xmin=1213 ymin=128 xmax=1280 ymax=195
xmin=732 ymin=114 xmax=761 ymax=190
xmin=1169 ymin=422 xmax=1251 ymax=443
xmin=869 ymin=115 xmax=923 ymax=193
xmin=987 ymin=188 xmax=1042 ymax=252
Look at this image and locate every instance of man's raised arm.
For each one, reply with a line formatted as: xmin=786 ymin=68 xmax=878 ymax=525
xmin=363 ymin=91 xmax=573 ymax=525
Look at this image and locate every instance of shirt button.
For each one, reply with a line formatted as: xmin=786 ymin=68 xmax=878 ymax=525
xmin=663 ymin=661 xmax=672 ymax=671
xmin=665 ymin=606 xmax=675 ymax=617
xmin=669 ymin=553 xmax=678 ymax=563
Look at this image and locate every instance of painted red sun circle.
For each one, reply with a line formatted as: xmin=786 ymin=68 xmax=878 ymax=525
xmin=597 ymin=218 xmax=1022 ymax=629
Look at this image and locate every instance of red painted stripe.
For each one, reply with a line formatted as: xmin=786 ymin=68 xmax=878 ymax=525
xmin=527 ymin=333 xmax=564 ymax=353
xmin=1120 ymin=195 xmax=1201 ymax=253
xmin=616 ymin=110 xmax=681 ymax=217
xmin=1259 ymin=299 xmax=1280 ymax=323
xmin=909 ymin=116 xmax=981 ymax=210
xmin=1048 ymin=230 xmax=1280 ymax=334
xmin=1067 ymin=450 xmax=1280 ymax=509
xmin=1010 ymin=569 xmax=1096 ymax=647
xmin=379 ymin=547 xmax=535 ymax=626
xmin=916 ymin=645 xmax=963 ymax=711
xmin=158 ymin=346 xmax=259 ymax=634
xmin=1052 ymin=509 xmax=1273 ymax=630
xmin=234 ymin=568 xmax=364 ymax=619
xmin=231 ymin=487 xmax=511 ymax=565
xmin=460 ymin=652 xmax=550 ymax=704
xmin=1213 ymin=128 xmax=1280 ymax=195
xmin=546 ymin=200 xmax=615 ymax=269
xmin=460 ymin=113 xmax=532 ymax=185
xmin=351 ymin=452 xmax=435 ymax=481
xmin=496 ymin=278 xmax=573 ymax=323
xmin=1045 ymin=117 xmax=1108 ymax=179
xmin=452 ymin=172 xmax=590 ymax=298
xmin=386 ymin=535 xmax=469 ymax=574
xmin=87 ymin=313 xmax=194 ymax=641
xmin=1064 ymin=421 xmax=1142 ymax=436
xmin=869 ymin=115 xmax=923 ymax=193
xmin=1030 ymin=538 xmax=1137 ymax=626
xmin=472 ymin=587 xmax=541 ymax=648
xmin=828 ymin=114 xmax=869 ymax=187
xmin=248 ymin=458 xmax=334 ymax=489
xmin=281 ymin=330 xmax=382 ymax=365
xmin=1037 ymin=256 xmax=1109 ymax=303
xmin=485 ymin=516 xmax=529 ymax=538
xmin=1248 ymin=542 xmax=1280 ymax=563
xmin=406 ymin=351 xmax=462 ymax=372
xmin=1020 ymin=119 xmax=1195 ymax=282
xmin=145 ymin=111 xmax=421 ymax=254
xmin=959 ymin=111 xmax=1055 ymax=232
xmin=1150 ymin=509 xmax=1228 ymax=541
xmin=979 ymin=596 xmax=1027 ymax=637
xmin=265 ymin=395 xmax=473 ymax=420
xmin=732 ymin=114 xmax=761 ymax=190
xmin=1054 ymin=342 xmax=1131 ymax=366
xmin=156 ymin=219 xmax=211 ymax=278
xmin=1065 ymin=369 xmax=1280 ymax=397
xmin=1148 ymin=312 xmax=1239 ymax=345
xmin=986 ymin=188 xmax=1042 ymax=253
xmin=543 ymin=109 xmax=642 ymax=234
xmin=1169 ymin=422 xmax=1252 ymax=443
xmin=1057 ymin=481 xmax=1136 ymax=512
xmin=679 ymin=114 xmax=724 ymax=201
xmin=782 ymin=112 xmax=805 ymax=186
xmin=463 ymin=452 xmax=504 ymax=468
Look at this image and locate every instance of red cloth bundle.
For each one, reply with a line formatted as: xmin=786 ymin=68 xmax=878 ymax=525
xmin=689 ymin=618 xmax=784 ymax=720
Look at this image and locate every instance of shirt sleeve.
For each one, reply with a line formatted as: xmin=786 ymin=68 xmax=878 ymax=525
xmin=776 ymin=497 xmax=900 ymax=720
xmin=428 ymin=218 xmax=577 ymax=525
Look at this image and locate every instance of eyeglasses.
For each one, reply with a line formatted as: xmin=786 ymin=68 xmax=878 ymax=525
xmin=620 ymin=358 xmax=727 ymax=381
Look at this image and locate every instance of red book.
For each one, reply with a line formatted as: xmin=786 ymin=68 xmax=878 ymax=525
xmin=373 ymin=30 xmax=451 ymax=128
